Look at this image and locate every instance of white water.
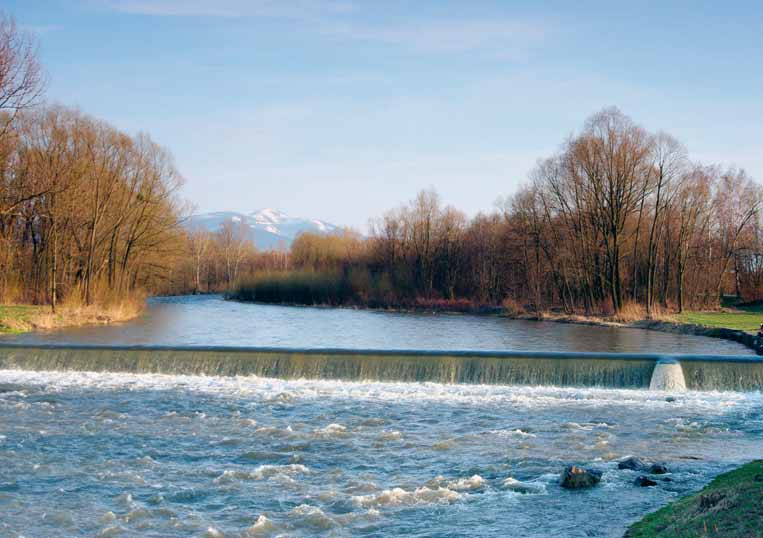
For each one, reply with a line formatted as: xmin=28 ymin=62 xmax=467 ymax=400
xmin=1 ymin=369 xmax=762 ymax=537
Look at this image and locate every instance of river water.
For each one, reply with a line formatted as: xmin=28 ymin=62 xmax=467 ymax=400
xmin=1 ymin=296 xmax=761 ymax=537
xmin=4 ymin=294 xmax=753 ymax=354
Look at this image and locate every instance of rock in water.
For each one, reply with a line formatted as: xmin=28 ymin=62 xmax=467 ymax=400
xmin=560 ymin=466 xmax=602 ymax=489
xmin=617 ymin=457 xmax=670 ymax=475
xmin=649 ymin=463 xmax=669 ymax=475
xmin=635 ymin=476 xmax=658 ymax=487
xmin=618 ymin=457 xmax=648 ymax=471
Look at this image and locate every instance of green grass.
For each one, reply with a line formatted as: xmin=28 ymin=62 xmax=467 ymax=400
xmin=0 ymin=305 xmax=43 ymax=334
xmin=626 ymin=460 xmax=763 ymax=537
xmin=678 ymin=303 xmax=763 ymax=333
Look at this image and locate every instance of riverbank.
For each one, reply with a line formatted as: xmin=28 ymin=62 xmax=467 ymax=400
xmin=0 ymin=300 xmax=144 ymax=335
xmin=518 ymin=312 xmax=761 ymax=354
xmin=625 ymin=460 xmax=763 ymax=537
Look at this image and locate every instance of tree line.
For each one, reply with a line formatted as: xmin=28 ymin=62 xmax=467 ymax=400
xmin=0 ymin=14 xmax=184 ymax=309
xmin=4 ymin=12 xmax=762 ymax=317
xmin=234 ymin=108 xmax=763 ymax=315
xmin=161 ymin=221 xmax=290 ymax=296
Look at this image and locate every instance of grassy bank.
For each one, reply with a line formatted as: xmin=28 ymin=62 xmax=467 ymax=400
xmin=0 ymin=305 xmax=45 ymax=334
xmin=626 ymin=460 xmax=763 ymax=537
xmin=0 ymin=298 xmax=145 ymax=335
xmin=677 ymin=302 xmax=763 ymax=333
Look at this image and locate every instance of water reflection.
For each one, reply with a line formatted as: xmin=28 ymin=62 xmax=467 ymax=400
xmin=5 ymin=294 xmax=752 ymax=355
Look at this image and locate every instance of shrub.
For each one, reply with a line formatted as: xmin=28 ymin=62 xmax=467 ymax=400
xmin=501 ymin=297 xmax=525 ymax=316
xmin=230 ymin=270 xmax=355 ymax=306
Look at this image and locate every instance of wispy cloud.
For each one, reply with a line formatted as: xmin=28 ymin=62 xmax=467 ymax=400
xmin=105 ymin=0 xmax=353 ymax=18
xmin=103 ymin=1 xmax=549 ymax=56
xmin=321 ymin=19 xmax=549 ymax=55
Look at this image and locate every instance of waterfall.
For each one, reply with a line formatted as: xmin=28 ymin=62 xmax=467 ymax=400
xmin=0 ymin=344 xmax=761 ymax=391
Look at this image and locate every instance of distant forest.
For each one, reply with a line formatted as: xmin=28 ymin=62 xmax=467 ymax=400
xmin=2 ymin=12 xmax=762 ymax=317
xmin=229 ymin=109 xmax=763 ymax=316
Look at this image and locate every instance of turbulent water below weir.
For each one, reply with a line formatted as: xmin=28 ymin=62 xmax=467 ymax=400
xmin=2 ymin=371 xmax=763 ymax=538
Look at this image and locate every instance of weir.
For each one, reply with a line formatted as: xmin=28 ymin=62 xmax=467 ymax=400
xmin=0 ymin=344 xmax=762 ymax=391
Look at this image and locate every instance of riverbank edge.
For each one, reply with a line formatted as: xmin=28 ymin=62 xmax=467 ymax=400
xmin=524 ymin=313 xmax=761 ymax=354
xmin=225 ymin=296 xmax=761 ymax=354
xmin=625 ymin=460 xmax=763 ymax=537
xmin=0 ymin=301 xmax=145 ymax=335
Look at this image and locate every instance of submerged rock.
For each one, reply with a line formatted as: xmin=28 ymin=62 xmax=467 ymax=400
xmin=635 ymin=476 xmax=658 ymax=487
xmin=502 ymin=477 xmax=546 ymax=494
xmin=649 ymin=463 xmax=669 ymax=475
xmin=618 ymin=457 xmax=648 ymax=471
xmin=617 ymin=457 xmax=669 ymax=475
xmin=560 ymin=465 xmax=602 ymax=489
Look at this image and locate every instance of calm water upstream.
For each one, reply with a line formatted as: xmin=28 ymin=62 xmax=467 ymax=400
xmin=3 ymin=294 xmax=753 ymax=354
xmin=1 ymin=295 xmax=761 ymax=537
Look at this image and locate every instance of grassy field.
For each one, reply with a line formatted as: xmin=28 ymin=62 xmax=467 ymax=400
xmin=626 ymin=460 xmax=763 ymax=537
xmin=0 ymin=305 xmax=46 ymax=334
xmin=677 ymin=302 xmax=763 ymax=333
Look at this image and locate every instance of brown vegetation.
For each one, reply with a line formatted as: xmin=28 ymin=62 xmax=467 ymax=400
xmin=0 ymin=105 xmax=186 ymax=308
xmin=0 ymin=12 xmax=184 ymax=320
xmin=230 ymin=108 xmax=763 ymax=317
xmin=160 ymin=224 xmax=289 ymax=296
xmin=0 ymin=293 xmax=144 ymax=333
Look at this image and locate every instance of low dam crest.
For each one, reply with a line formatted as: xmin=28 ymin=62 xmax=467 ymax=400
xmin=0 ymin=344 xmax=761 ymax=391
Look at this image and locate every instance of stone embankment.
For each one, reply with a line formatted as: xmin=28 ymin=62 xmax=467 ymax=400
xmin=632 ymin=320 xmax=763 ymax=355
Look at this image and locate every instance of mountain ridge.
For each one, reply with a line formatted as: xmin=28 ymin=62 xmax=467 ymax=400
xmin=188 ymin=208 xmax=340 ymax=250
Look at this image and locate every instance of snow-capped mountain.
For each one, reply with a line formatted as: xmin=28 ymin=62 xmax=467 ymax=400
xmin=188 ymin=209 xmax=340 ymax=250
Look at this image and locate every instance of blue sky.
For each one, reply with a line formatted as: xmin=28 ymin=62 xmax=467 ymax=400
xmin=6 ymin=0 xmax=763 ymax=229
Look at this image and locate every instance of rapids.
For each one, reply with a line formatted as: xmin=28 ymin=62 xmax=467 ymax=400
xmin=1 ymin=370 xmax=762 ymax=537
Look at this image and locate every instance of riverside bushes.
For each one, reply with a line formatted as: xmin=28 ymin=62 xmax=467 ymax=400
xmin=230 ymin=270 xmax=496 ymax=312
xmin=231 ymin=271 xmax=355 ymax=306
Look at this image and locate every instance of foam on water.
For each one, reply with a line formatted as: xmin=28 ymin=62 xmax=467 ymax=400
xmin=351 ymin=485 xmax=464 ymax=508
xmin=0 ymin=368 xmax=756 ymax=410
xmin=502 ymin=477 xmax=547 ymax=495
xmin=214 ymin=464 xmax=310 ymax=484
xmin=246 ymin=515 xmax=276 ymax=536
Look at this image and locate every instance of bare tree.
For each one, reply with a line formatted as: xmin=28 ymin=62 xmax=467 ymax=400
xmin=189 ymin=228 xmax=212 ymax=293
xmin=644 ymin=132 xmax=687 ymax=315
xmin=0 ymin=13 xmax=44 ymax=139
xmin=219 ymin=220 xmax=250 ymax=285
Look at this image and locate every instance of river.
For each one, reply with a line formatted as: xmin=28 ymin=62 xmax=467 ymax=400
xmin=3 ymin=294 xmax=753 ymax=354
xmin=0 ymin=295 xmax=761 ymax=537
